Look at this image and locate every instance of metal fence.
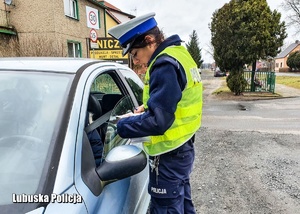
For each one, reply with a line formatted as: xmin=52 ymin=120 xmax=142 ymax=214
xmin=243 ymin=71 xmax=276 ymax=93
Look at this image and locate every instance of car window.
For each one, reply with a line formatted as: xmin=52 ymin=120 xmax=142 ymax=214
xmin=91 ymin=73 xmax=121 ymax=94
xmin=0 ymin=72 xmax=72 ymax=206
xmin=84 ymin=71 xmax=135 ymax=168
xmin=119 ymin=69 xmax=144 ymax=105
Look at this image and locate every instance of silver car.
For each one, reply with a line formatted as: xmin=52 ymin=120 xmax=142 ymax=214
xmin=0 ymin=58 xmax=150 ymax=214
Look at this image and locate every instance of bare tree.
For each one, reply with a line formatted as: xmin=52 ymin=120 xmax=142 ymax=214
xmin=282 ymin=0 xmax=300 ymax=34
xmin=0 ymin=35 xmax=64 ymax=57
xmin=0 ymin=36 xmax=18 ymax=57
xmin=204 ymin=43 xmax=214 ymax=60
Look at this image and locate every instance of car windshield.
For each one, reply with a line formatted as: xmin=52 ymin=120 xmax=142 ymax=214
xmin=0 ymin=71 xmax=72 ymax=206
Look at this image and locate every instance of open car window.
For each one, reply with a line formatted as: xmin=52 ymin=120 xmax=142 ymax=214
xmin=102 ymin=95 xmax=135 ymax=160
xmin=119 ymin=69 xmax=144 ymax=105
xmin=84 ymin=70 xmax=136 ymax=167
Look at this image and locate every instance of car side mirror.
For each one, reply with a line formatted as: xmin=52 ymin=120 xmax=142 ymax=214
xmin=96 ymin=145 xmax=147 ymax=182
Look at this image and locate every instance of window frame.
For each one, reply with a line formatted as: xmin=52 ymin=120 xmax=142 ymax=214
xmin=67 ymin=40 xmax=82 ymax=58
xmin=78 ymin=68 xmax=138 ymax=195
xmin=118 ymin=68 xmax=144 ymax=106
xmin=64 ymin=0 xmax=79 ymax=20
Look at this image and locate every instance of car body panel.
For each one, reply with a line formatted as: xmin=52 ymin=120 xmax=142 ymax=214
xmin=34 ymin=185 xmax=88 ymax=214
xmin=0 ymin=58 xmax=150 ymax=214
xmin=0 ymin=57 xmax=98 ymax=73
xmin=214 ymin=67 xmax=227 ymax=77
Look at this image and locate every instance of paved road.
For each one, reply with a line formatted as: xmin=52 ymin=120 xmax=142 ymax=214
xmin=201 ymin=70 xmax=300 ymax=134
xmin=203 ymin=98 xmax=300 ymax=135
xmin=190 ymin=70 xmax=300 ymax=214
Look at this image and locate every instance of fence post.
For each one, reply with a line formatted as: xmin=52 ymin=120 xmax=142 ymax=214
xmin=250 ymin=71 xmax=255 ymax=92
xmin=270 ymin=72 xmax=276 ymax=93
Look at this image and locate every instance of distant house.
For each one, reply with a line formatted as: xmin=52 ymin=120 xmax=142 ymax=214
xmin=275 ymin=40 xmax=300 ymax=72
xmin=98 ymin=1 xmax=135 ymax=37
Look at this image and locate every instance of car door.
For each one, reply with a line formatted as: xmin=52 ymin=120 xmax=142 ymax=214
xmin=74 ymin=65 xmax=149 ymax=214
xmin=114 ymin=68 xmax=150 ymax=214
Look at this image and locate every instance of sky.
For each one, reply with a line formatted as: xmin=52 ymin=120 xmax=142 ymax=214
xmin=106 ymin=0 xmax=298 ymax=63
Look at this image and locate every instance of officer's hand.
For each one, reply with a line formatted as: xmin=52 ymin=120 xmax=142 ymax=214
xmin=134 ymin=105 xmax=144 ymax=113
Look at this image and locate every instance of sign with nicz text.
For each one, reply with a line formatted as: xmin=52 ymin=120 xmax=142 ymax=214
xmin=89 ymin=38 xmax=128 ymax=64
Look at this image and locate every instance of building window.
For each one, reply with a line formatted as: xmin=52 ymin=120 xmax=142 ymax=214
xmin=280 ymin=62 xmax=283 ymax=68
xmin=67 ymin=41 xmax=81 ymax=57
xmin=275 ymin=63 xmax=279 ymax=68
xmin=64 ymin=0 xmax=78 ymax=19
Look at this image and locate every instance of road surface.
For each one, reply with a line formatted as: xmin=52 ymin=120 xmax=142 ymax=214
xmin=191 ymin=70 xmax=300 ymax=214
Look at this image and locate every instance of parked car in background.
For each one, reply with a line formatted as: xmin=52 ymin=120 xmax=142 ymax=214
xmin=214 ymin=67 xmax=227 ymax=77
xmin=0 ymin=58 xmax=150 ymax=214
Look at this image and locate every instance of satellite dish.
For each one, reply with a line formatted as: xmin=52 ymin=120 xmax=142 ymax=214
xmin=4 ymin=0 xmax=13 ymax=5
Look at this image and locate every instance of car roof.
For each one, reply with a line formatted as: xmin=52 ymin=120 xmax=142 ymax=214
xmin=0 ymin=57 xmax=128 ymax=74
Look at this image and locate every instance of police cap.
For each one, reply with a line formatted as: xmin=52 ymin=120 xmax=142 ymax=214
xmin=108 ymin=12 xmax=157 ymax=56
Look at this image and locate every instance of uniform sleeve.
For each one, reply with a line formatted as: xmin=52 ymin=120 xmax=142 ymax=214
xmin=117 ymin=56 xmax=186 ymax=138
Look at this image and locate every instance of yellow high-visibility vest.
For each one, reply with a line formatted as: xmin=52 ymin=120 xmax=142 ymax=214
xmin=143 ymin=45 xmax=203 ymax=156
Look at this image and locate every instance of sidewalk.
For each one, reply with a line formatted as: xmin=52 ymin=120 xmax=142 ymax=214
xmin=205 ymin=74 xmax=300 ymax=101
xmin=274 ymin=84 xmax=300 ymax=98
xmin=242 ymin=84 xmax=300 ymax=99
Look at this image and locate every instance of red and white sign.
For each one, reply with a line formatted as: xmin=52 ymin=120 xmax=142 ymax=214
xmin=90 ymin=29 xmax=98 ymax=42
xmin=86 ymin=6 xmax=99 ymax=29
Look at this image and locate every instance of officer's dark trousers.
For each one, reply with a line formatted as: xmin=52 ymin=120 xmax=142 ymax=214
xmin=148 ymin=137 xmax=196 ymax=214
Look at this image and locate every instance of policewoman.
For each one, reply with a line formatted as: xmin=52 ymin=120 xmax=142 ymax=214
xmin=108 ymin=13 xmax=203 ymax=214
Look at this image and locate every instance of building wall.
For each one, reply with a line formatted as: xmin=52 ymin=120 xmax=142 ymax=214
xmin=275 ymin=58 xmax=285 ymax=72
xmin=105 ymin=11 xmax=133 ymax=37
xmin=2 ymin=0 xmax=106 ymax=57
xmin=275 ymin=45 xmax=300 ymax=72
xmin=105 ymin=14 xmax=117 ymax=37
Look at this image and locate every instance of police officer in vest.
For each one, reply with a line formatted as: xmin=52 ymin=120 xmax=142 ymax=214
xmin=108 ymin=12 xmax=203 ymax=214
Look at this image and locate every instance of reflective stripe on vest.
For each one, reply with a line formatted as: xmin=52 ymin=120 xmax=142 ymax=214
xmin=143 ymin=45 xmax=203 ymax=156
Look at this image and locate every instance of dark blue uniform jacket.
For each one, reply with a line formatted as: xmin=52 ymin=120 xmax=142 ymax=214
xmin=117 ymin=35 xmax=187 ymax=138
